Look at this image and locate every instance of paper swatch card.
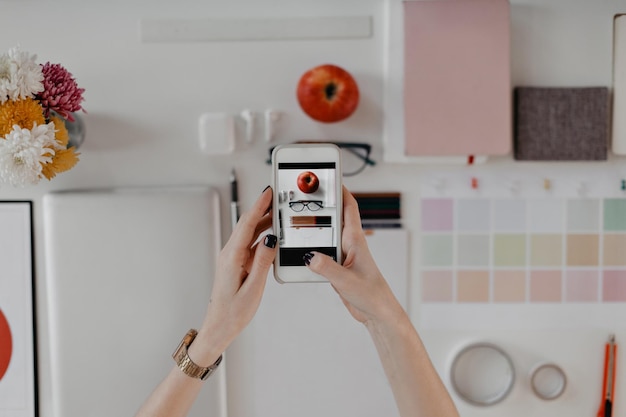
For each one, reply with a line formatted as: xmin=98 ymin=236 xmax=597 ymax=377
xmin=403 ymin=0 xmax=511 ymax=156
xmin=419 ymin=170 xmax=626 ymax=330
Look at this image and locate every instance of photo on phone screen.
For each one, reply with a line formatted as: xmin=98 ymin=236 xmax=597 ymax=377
xmin=275 ymin=161 xmax=339 ymax=267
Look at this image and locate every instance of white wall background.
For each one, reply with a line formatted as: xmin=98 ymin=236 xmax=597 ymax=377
xmin=1 ymin=1 xmax=626 ymax=416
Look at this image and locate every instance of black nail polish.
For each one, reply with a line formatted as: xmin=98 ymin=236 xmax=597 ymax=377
xmin=303 ymin=252 xmax=314 ymax=266
xmin=264 ymin=234 xmax=277 ymax=248
xmin=262 ymin=185 xmax=271 ymax=193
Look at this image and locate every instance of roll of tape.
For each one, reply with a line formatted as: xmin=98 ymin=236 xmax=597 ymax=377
xmin=450 ymin=342 xmax=515 ymax=406
xmin=530 ymin=363 xmax=566 ymax=400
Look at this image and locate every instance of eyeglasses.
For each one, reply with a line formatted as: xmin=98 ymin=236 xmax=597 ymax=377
xmin=266 ymin=141 xmax=376 ymax=177
xmin=288 ymin=200 xmax=324 ymax=212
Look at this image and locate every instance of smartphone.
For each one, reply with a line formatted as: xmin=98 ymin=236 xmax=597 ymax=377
xmin=271 ymin=143 xmax=343 ymax=283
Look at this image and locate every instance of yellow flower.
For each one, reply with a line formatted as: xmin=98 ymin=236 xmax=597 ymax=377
xmin=0 ymin=98 xmax=46 ymax=138
xmin=50 ymin=115 xmax=69 ymax=147
xmin=41 ymin=147 xmax=80 ymax=180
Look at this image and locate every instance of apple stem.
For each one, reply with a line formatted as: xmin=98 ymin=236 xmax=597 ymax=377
xmin=325 ymin=83 xmax=337 ymax=100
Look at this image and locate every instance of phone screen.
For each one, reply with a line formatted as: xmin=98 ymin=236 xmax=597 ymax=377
xmin=276 ymin=161 xmax=338 ymax=266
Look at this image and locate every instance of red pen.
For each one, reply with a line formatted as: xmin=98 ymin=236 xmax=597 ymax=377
xmin=598 ymin=334 xmax=617 ymax=417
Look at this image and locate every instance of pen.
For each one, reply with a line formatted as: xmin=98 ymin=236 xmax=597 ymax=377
xmin=230 ymin=169 xmax=239 ymax=229
xmin=598 ymin=334 xmax=617 ymax=417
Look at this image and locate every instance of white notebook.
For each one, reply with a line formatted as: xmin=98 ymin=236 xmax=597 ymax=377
xmin=43 ymin=187 xmax=225 ymax=417
xmin=613 ymin=14 xmax=626 ymax=155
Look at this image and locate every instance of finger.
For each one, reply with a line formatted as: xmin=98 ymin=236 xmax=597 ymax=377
xmin=245 ymin=239 xmax=261 ymax=273
xmin=305 ymin=251 xmax=355 ymax=288
xmin=342 ymin=186 xmax=364 ymax=234
xmin=252 ymin=213 xmax=273 ymax=241
xmin=229 ymin=186 xmax=273 ymax=250
xmin=240 ymin=233 xmax=278 ymax=296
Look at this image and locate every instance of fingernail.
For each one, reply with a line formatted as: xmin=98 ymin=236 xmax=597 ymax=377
xmin=262 ymin=185 xmax=271 ymax=193
xmin=264 ymin=234 xmax=277 ymax=248
xmin=303 ymin=252 xmax=314 ymax=266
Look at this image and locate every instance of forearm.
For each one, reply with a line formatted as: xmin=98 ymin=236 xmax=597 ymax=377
xmin=366 ymin=309 xmax=459 ymax=417
xmin=134 ymin=327 xmax=224 ymax=417
xmin=134 ymin=366 xmax=204 ymax=417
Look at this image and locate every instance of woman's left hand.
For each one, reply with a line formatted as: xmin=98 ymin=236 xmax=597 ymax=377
xmin=188 ymin=186 xmax=277 ymax=365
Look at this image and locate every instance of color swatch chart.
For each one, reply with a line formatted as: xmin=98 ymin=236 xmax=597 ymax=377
xmin=421 ymin=196 xmax=626 ymax=304
xmin=419 ymin=171 xmax=626 ymax=311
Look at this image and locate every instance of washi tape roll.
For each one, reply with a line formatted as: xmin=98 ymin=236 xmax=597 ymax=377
xmin=530 ymin=363 xmax=567 ymax=400
xmin=450 ymin=342 xmax=515 ymax=406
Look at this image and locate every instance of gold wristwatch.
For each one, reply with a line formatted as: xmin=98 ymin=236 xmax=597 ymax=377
xmin=172 ymin=329 xmax=222 ymax=381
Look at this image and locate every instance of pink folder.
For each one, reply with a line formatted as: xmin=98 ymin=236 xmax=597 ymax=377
xmin=403 ymin=0 xmax=511 ymax=156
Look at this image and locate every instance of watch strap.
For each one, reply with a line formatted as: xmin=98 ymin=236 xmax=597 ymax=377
xmin=172 ymin=329 xmax=222 ymax=381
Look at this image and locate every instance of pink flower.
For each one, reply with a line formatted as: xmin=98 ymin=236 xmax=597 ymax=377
xmin=36 ymin=62 xmax=85 ymax=122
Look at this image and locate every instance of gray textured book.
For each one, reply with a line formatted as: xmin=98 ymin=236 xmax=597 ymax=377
xmin=514 ymin=87 xmax=609 ymax=161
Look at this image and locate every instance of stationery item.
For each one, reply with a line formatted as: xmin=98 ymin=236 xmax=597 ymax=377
xmin=597 ymin=334 xmax=617 ymax=417
xmin=421 ymin=195 xmax=626 ymax=304
xmin=403 ymin=0 xmax=511 ymax=157
xmin=613 ymin=15 xmax=626 ymax=155
xmin=230 ymin=169 xmax=240 ymax=229
xmin=278 ymin=209 xmax=284 ymax=243
xmin=530 ymin=363 xmax=567 ymax=400
xmin=290 ymin=216 xmax=332 ymax=226
xmin=43 ymin=187 xmax=226 ymax=417
xmin=353 ymin=192 xmax=401 ymax=228
xmin=283 ymin=227 xmax=333 ymax=247
xmin=450 ymin=342 xmax=515 ymax=406
xmin=544 ymin=178 xmax=552 ymax=191
xmin=514 ymin=87 xmax=609 ymax=161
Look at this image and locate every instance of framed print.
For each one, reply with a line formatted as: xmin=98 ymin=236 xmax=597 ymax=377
xmin=0 ymin=201 xmax=37 ymax=417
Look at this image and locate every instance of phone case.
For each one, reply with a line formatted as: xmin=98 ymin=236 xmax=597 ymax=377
xmin=271 ymin=144 xmax=342 ymax=283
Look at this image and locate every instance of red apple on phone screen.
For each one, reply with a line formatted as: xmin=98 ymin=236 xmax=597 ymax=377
xmin=297 ymin=64 xmax=359 ymax=123
xmin=297 ymin=171 xmax=319 ymax=194
xmin=0 ymin=309 xmax=11 ymax=381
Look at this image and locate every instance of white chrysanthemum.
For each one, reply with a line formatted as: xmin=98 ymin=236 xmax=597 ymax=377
xmin=6 ymin=46 xmax=43 ymax=101
xmin=0 ymin=122 xmax=56 ymax=186
xmin=0 ymin=53 xmax=17 ymax=105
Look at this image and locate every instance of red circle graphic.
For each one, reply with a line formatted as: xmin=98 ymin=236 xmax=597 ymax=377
xmin=0 ymin=308 xmax=12 ymax=380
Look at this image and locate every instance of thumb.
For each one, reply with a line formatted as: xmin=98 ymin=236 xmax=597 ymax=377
xmin=305 ymin=251 xmax=352 ymax=285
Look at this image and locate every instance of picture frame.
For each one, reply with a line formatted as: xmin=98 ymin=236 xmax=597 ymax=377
xmin=0 ymin=201 xmax=37 ymax=417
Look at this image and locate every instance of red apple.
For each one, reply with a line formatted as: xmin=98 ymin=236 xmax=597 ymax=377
xmin=297 ymin=171 xmax=320 ymax=194
xmin=296 ymin=64 xmax=359 ymax=123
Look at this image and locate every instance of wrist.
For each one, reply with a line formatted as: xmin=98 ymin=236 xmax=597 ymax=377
xmin=364 ymin=304 xmax=410 ymax=336
xmin=186 ymin=326 xmax=228 ymax=368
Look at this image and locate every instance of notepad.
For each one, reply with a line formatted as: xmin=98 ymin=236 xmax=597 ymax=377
xmin=43 ymin=187 xmax=226 ymax=417
xmin=403 ymin=0 xmax=511 ymax=156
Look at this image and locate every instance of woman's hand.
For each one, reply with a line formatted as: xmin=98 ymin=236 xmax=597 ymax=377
xmin=189 ymin=186 xmax=277 ymax=364
xmin=306 ymin=187 xmax=461 ymax=417
xmin=305 ymin=186 xmax=403 ymax=326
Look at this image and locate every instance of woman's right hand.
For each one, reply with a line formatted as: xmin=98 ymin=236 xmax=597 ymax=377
xmin=304 ymin=186 xmax=404 ymax=325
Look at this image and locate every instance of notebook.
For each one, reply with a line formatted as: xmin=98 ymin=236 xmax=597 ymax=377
xmin=403 ymin=0 xmax=511 ymax=156
xmin=43 ymin=187 xmax=226 ymax=417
